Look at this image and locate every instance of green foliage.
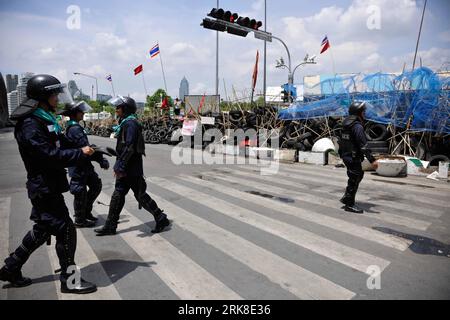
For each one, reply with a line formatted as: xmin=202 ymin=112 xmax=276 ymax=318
xmin=146 ymin=89 xmax=173 ymax=109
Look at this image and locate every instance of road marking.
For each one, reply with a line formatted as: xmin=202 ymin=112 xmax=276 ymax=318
xmin=232 ymin=166 xmax=445 ymax=218
xmin=148 ymin=191 xmax=356 ymax=300
xmin=221 ymin=168 xmax=432 ymax=231
xmin=274 ymin=165 xmax=450 ymax=199
xmin=0 ymin=197 xmax=11 ymax=300
xmin=151 ymin=176 xmax=390 ymax=274
xmin=172 ymin=173 xmax=412 ymax=252
xmin=95 ymin=192 xmax=242 ymax=300
xmin=235 ymin=165 xmax=449 ymax=208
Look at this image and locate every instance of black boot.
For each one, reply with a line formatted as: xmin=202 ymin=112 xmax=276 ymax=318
xmin=74 ymin=218 xmax=96 ymax=228
xmin=74 ymin=191 xmax=96 ymax=228
xmin=152 ymin=209 xmax=170 ymax=234
xmin=85 ymin=212 xmax=98 ymax=222
xmin=345 ymin=204 xmax=364 ymax=214
xmin=94 ymin=191 xmax=124 ymax=236
xmin=94 ymin=227 xmax=116 ymax=236
xmin=0 ymin=266 xmax=32 ymax=288
xmin=60 ymin=273 xmax=97 ymax=294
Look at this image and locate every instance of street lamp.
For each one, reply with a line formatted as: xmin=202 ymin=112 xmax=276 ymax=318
xmin=276 ymin=53 xmax=316 ymax=102
xmin=73 ymin=72 xmax=98 ymax=101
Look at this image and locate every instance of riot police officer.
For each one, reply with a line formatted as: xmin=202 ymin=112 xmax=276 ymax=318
xmin=339 ymin=101 xmax=378 ymax=214
xmin=95 ymin=96 xmax=170 ymax=236
xmin=0 ymin=75 xmax=97 ymax=293
xmin=58 ymin=102 xmax=109 ymax=228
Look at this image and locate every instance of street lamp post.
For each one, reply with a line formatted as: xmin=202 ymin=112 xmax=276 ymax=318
xmin=73 ymin=72 xmax=98 ymax=101
xmin=276 ymin=52 xmax=316 ymax=103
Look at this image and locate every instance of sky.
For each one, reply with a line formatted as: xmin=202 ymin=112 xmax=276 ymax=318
xmin=1 ymin=0 xmax=449 ymax=102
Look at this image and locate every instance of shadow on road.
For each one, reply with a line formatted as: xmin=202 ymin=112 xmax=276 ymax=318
xmin=30 ymin=259 xmax=156 ymax=288
xmin=373 ymin=227 xmax=450 ymax=258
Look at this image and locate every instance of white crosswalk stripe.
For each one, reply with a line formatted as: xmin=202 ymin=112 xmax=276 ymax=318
xmin=151 ymin=176 xmax=390 ymax=274
xmin=94 ymin=192 xmax=242 ymax=300
xmin=236 ymin=165 xmax=449 ymax=208
xmin=160 ymin=175 xmax=411 ymax=251
xmin=0 ymin=197 xmax=11 ymax=300
xmin=209 ymin=168 xmax=432 ymax=231
xmin=148 ymin=192 xmax=356 ymax=300
xmin=233 ymin=166 xmax=445 ymax=218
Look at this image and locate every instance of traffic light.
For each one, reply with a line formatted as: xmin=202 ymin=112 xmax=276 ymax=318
xmin=202 ymin=19 xmax=226 ymax=32
xmin=202 ymin=8 xmax=264 ymax=39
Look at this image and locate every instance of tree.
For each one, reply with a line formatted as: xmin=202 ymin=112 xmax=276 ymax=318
xmin=146 ymin=89 xmax=173 ymax=109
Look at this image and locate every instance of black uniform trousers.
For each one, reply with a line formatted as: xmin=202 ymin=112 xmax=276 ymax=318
xmin=342 ymin=157 xmax=365 ymax=206
xmin=5 ymin=193 xmax=76 ymax=275
xmin=104 ymin=176 xmax=162 ymax=230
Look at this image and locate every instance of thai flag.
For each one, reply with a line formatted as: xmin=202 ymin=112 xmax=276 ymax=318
xmin=320 ymin=36 xmax=331 ymax=54
xmin=150 ymin=44 xmax=160 ymax=58
xmin=106 ymin=74 xmax=112 ymax=82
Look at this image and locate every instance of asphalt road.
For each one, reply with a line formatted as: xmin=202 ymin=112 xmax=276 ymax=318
xmin=1 ymin=128 xmax=450 ymax=300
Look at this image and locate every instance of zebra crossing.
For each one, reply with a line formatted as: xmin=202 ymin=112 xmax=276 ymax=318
xmin=1 ymin=163 xmax=449 ymax=300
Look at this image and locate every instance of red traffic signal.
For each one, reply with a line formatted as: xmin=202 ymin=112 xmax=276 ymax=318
xmin=251 ymin=20 xmax=263 ymax=30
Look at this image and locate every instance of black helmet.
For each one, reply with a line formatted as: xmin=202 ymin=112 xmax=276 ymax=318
xmin=57 ymin=101 xmax=93 ymax=116
xmin=108 ymin=95 xmax=137 ymax=115
xmin=348 ymin=101 xmax=366 ymax=116
xmin=26 ymin=74 xmax=66 ymax=102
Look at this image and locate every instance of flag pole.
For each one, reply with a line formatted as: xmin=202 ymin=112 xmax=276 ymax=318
xmin=141 ymin=71 xmax=148 ymax=97
xmin=158 ymin=41 xmax=168 ymax=94
xmin=110 ymin=79 xmax=116 ymax=96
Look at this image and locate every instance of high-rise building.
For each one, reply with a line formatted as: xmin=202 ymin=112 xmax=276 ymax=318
xmin=17 ymin=72 xmax=34 ymax=104
xmin=7 ymin=90 xmax=18 ymax=116
xmin=5 ymin=74 xmax=19 ymax=93
xmin=68 ymin=80 xmax=79 ymax=98
xmin=96 ymin=94 xmax=112 ymax=102
xmin=179 ymin=76 xmax=189 ymax=101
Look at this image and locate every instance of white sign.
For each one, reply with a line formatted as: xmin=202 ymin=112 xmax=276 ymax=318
xmin=201 ymin=117 xmax=215 ymax=125
xmin=181 ymin=120 xmax=198 ymax=136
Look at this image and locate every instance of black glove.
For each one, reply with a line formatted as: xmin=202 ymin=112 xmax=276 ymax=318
xmin=100 ymin=159 xmax=110 ymax=170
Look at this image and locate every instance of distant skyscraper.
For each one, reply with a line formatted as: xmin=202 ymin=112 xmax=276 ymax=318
xmin=17 ymin=72 xmax=34 ymax=104
xmin=68 ymin=80 xmax=79 ymax=98
xmin=179 ymin=76 xmax=189 ymax=101
xmin=7 ymin=91 xmax=18 ymax=116
xmin=5 ymin=74 xmax=19 ymax=93
xmin=96 ymin=94 xmax=112 ymax=102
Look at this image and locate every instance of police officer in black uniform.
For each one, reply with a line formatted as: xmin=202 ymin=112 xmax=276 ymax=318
xmin=59 ymin=101 xmax=109 ymax=228
xmin=0 ymin=75 xmax=97 ymax=293
xmin=339 ymin=101 xmax=378 ymax=214
xmin=95 ymin=96 xmax=170 ymax=236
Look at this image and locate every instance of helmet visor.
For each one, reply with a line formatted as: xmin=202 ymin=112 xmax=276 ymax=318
xmin=56 ymin=86 xmax=74 ymax=105
xmin=108 ymin=95 xmax=127 ymax=108
xmin=75 ymin=101 xmax=93 ymax=113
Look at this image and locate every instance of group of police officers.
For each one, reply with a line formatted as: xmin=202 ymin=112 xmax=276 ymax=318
xmin=0 ymin=74 xmax=376 ymax=295
xmin=0 ymin=74 xmax=170 ymax=294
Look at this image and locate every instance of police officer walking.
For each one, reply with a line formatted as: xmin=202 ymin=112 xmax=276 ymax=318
xmin=95 ymin=96 xmax=170 ymax=236
xmin=0 ymin=75 xmax=97 ymax=293
xmin=59 ymin=101 xmax=110 ymax=228
xmin=339 ymin=101 xmax=378 ymax=214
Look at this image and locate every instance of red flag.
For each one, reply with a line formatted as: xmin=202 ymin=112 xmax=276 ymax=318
xmin=252 ymin=50 xmax=259 ymax=90
xmin=198 ymin=94 xmax=206 ymax=113
xmin=320 ymin=36 xmax=331 ymax=54
xmin=134 ymin=64 xmax=143 ymax=75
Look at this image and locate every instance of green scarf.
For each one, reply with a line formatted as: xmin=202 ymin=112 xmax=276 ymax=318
xmin=33 ymin=108 xmax=62 ymax=135
xmin=113 ymin=114 xmax=138 ymax=137
xmin=66 ymin=120 xmax=78 ymax=128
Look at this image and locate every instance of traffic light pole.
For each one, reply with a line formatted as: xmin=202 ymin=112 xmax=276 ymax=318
xmin=271 ymin=35 xmax=293 ymax=103
xmin=202 ymin=16 xmax=295 ymax=103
